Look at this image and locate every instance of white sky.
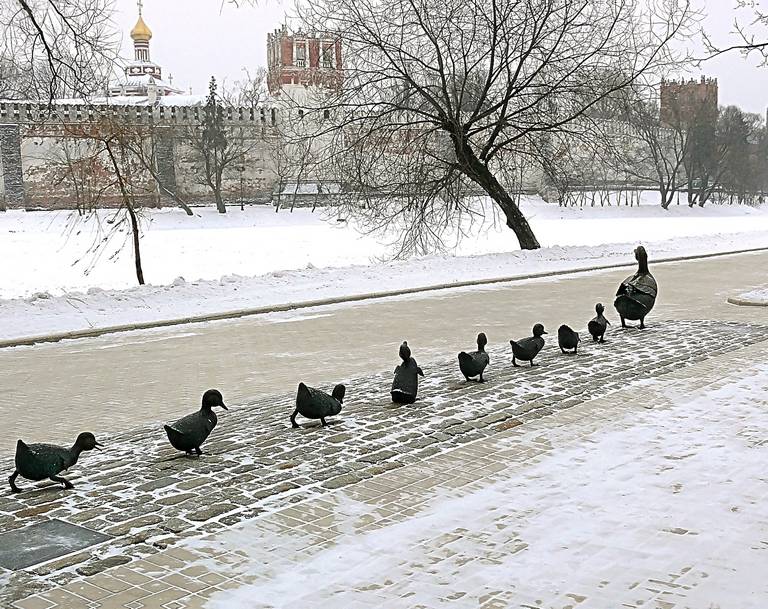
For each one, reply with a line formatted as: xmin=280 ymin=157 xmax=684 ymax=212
xmin=112 ymin=0 xmax=766 ymax=114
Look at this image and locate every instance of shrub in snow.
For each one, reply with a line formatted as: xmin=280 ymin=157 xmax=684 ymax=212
xmin=26 ymin=292 xmax=52 ymax=302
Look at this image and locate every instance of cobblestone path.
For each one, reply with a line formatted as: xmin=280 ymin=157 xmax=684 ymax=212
xmin=1 ymin=319 xmax=768 ymax=608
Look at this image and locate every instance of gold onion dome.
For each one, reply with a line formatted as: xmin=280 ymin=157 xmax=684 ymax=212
xmin=130 ymin=15 xmax=152 ymax=42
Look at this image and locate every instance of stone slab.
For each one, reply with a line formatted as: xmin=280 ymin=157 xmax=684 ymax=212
xmin=0 ymin=519 xmax=111 ymax=570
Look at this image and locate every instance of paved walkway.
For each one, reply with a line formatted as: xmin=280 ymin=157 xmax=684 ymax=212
xmin=2 ymin=318 xmax=768 ymax=608
xmin=1 ymin=250 xmax=767 ymax=452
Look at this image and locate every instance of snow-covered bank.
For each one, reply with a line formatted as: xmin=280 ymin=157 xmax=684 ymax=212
xmin=3 ymin=195 xmax=768 ymax=299
xmin=3 ymin=231 xmax=768 ymax=344
xmin=3 ymin=196 xmax=768 ymax=343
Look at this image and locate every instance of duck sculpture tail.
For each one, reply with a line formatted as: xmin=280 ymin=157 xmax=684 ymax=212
xmin=163 ymin=425 xmax=185 ymax=449
xmin=15 ymin=439 xmax=30 ymax=460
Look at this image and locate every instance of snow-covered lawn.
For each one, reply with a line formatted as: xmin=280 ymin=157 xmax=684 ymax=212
xmin=5 ymin=195 xmax=768 ymax=298
xmin=2 ymin=195 xmax=768 ymax=342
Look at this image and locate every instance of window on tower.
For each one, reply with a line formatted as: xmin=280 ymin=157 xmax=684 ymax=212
xmin=322 ymin=45 xmax=334 ymax=69
xmin=295 ymin=44 xmax=306 ymax=67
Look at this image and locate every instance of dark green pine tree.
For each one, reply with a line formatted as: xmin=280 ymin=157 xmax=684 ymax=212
xmin=201 ymin=76 xmax=228 ymax=213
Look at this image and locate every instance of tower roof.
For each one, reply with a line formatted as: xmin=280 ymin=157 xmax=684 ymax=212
xmin=130 ymin=15 xmax=152 ymax=42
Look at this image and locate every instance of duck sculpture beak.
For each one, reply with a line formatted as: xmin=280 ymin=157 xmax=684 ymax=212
xmin=94 ymin=441 xmax=104 ymax=450
xmin=220 ymin=403 xmax=229 ymax=411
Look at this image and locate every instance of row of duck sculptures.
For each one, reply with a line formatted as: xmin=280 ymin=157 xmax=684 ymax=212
xmin=7 ymin=246 xmax=656 ymax=494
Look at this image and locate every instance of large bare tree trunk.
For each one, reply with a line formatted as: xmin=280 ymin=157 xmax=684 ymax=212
xmin=455 ymin=139 xmax=540 ymax=250
xmin=214 ymin=189 xmax=226 ymax=213
xmin=126 ymin=203 xmax=145 ymax=285
xmin=105 ymin=141 xmax=145 ymax=285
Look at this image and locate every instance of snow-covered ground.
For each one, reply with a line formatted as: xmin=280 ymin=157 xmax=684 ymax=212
xmin=2 ymin=195 xmax=768 ymax=342
xmin=195 ymin=355 xmax=768 ymax=609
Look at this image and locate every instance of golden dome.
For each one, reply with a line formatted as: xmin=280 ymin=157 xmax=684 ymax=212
xmin=130 ymin=15 xmax=152 ymax=42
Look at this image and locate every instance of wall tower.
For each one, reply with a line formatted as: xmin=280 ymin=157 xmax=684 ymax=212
xmin=660 ymin=76 xmax=718 ymax=127
xmin=266 ymin=26 xmax=342 ymax=98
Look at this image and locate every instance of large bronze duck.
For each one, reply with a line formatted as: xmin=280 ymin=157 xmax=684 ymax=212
xmin=9 ymin=432 xmax=103 ymax=493
xmin=614 ymin=246 xmax=657 ymax=329
xmin=510 ymin=324 xmax=547 ymax=367
xmin=291 ymin=382 xmax=345 ymax=427
xmin=458 ymin=333 xmax=490 ymax=382
xmin=164 ymin=389 xmax=228 ymax=456
xmin=391 ymin=341 xmax=424 ymax=404
xmin=587 ymin=303 xmax=610 ymax=342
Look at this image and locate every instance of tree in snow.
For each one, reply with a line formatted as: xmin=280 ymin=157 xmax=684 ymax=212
xmin=702 ymin=1 xmax=768 ymax=65
xmin=287 ymin=0 xmax=693 ymax=253
xmin=190 ymin=76 xmax=263 ymax=213
xmin=0 ymin=0 xmax=118 ymax=102
xmin=53 ymin=118 xmax=154 ymax=285
xmin=618 ymin=91 xmax=689 ymax=209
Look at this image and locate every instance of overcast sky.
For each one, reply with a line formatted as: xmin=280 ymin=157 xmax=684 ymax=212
xmin=112 ymin=0 xmax=767 ymax=114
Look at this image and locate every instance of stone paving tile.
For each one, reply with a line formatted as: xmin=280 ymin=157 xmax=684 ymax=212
xmin=1 ymin=320 xmax=767 ymax=607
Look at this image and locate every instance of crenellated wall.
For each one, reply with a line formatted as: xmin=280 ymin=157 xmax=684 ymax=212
xmin=0 ymin=101 xmax=281 ymax=209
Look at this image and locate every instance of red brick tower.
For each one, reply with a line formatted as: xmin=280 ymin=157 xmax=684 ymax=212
xmin=660 ymin=76 xmax=718 ymax=126
xmin=267 ymin=26 xmax=343 ymax=96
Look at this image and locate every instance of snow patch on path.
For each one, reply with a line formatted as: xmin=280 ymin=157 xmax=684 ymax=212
xmin=732 ymin=287 xmax=768 ymax=305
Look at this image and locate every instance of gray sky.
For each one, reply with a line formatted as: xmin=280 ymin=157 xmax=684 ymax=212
xmin=112 ymin=0 xmax=767 ymax=114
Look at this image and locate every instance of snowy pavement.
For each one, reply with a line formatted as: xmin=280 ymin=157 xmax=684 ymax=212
xmin=2 ymin=319 xmax=768 ymax=608
xmin=3 ymin=250 xmax=768 ymax=453
xmin=195 ymin=344 xmax=768 ymax=609
xmin=4 ymin=199 xmax=768 ymax=343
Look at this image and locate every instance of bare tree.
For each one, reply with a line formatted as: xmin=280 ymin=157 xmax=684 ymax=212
xmin=189 ymin=76 xmax=261 ymax=213
xmin=55 ymin=118 xmax=154 ymax=285
xmin=702 ymin=1 xmax=768 ymax=65
xmin=0 ymin=0 xmax=118 ymax=101
xmin=620 ymin=94 xmax=689 ymax=209
xmin=291 ymin=0 xmax=693 ymax=252
xmin=716 ymin=106 xmax=765 ymax=206
xmin=223 ymin=67 xmax=270 ymax=108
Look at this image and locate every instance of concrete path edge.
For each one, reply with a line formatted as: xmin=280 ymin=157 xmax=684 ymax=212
xmin=4 ymin=245 xmax=768 ymax=349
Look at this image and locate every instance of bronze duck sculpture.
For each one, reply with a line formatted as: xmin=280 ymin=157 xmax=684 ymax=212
xmin=164 ymin=389 xmax=228 ymax=456
xmin=614 ymin=246 xmax=657 ymax=329
xmin=588 ymin=303 xmax=610 ymax=342
xmin=291 ymin=382 xmax=345 ymax=427
xmin=391 ymin=341 xmax=424 ymax=404
xmin=9 ymin=432 xmax=103 ymax=493
xmin=510 ymin=324 xmax=547 ymax=367
xmin=458 ymin=333 xmax=490 ymax=382
xmin=557 ymin=325 xmax=580 ymax=354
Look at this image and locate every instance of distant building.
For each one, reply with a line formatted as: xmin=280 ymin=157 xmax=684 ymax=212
xmin=660 ymin=76 xmax=718 ymax=127
xmin=266 ymin=26 xmax=343 ymax=97
xmin=109 ymin=2 xmax=183 ymax=99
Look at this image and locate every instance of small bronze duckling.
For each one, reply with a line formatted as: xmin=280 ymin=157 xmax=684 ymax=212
xmin=164 ymin=389 xmax=228 ymax=456
xmin=391 ymin=341 xmax=424 ymax=404
xmin=458 ymin=333 xmax=490 ymax=382
xmin=510 ymin=324 xmax=547 ymax=367
xmin=557 ymin=325 xmax=580 ymax=354
xmin=291 ymin=382 xmax=345 ymax=427
xmin=9 ymin=432 xmax=103 ymax=493
xmin=588 ymin=303 xmax=610 ymax=343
